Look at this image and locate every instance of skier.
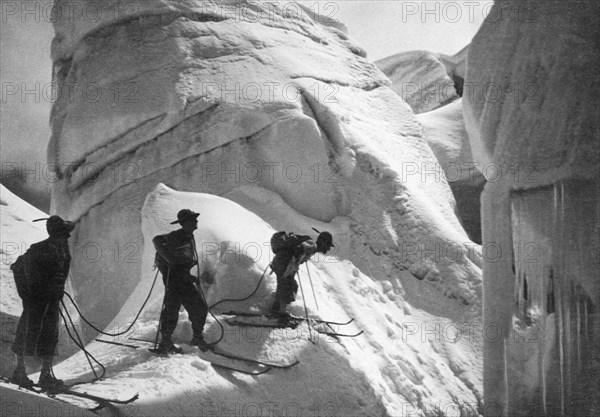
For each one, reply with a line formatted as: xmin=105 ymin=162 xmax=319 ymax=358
xmin=270 ymin=231 xmax=335 ymax=320
xmin=153 ymin=209 xmax=211 ymax=353
xmin=9 ymin=215 xmax=75 ymax=389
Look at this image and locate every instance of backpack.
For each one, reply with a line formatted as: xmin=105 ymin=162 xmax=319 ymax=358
xmin=154 ymin=252 xmax=170 ymax=275
xmin=270 ymin=231 xmax=311 ymax=254
xmin=10 ymin=253 xmax=31 ymax=300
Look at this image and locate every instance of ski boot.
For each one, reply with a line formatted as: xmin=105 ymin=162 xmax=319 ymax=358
xmin=156 ymin=337 xmax=183 ymax=355
xmin=38 ymin=371 xmax=65 ymax=390
xmin=190 ymin=335 xmax=213 ymax=352
xmin=269 ymin=299 xmax=281 ymax=316
xmin=269 ymin=301 xmax=294 ymax=326
xmin=9 ymin=367 xmax=34 ymax=389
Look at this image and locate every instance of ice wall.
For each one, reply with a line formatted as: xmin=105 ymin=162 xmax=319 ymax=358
xmin=416 ymin=100 xmax=485 ymax=243
xmin=377 ymin=48 xmax=483 ymax=243
xmin=376 ymin=49 xmax=462 ymax=114
xmin=463 ymin=1 xmax=600 ymax=415
xmin=48 ymin=0 xmax=480 ymax=340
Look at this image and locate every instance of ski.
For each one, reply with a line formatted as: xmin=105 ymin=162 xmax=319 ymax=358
xmin=0 ymin=375 xmax=138 ymax=411
xmin=148 ymin=347 xmax=273 ymax=376
xmin=210 ymin=362 xmax=272 ymax=375
xmin=223 ymin=316 xmax=302 ymax=330
xmin=95 ymin=338 xmax=140 ymax=349
xmin=0 ymin=376 xmax=89 ymax=409
xmin=222 ymin=314 xmax=363 ymax=339
xmin=136 ymin=338 xmax=279 ymax=375
xmin=46 ymin=386 xmax=139 ymax=407
xmin=314 ymin=329 xmax=364 ymax=338
xmin=222 ymin=311 xmax=355 ymax=326
xmin=211 ymin=347 xmax=300 ymax=370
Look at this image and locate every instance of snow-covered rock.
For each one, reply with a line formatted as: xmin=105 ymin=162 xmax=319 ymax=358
xmin=417 ymin=100 xmax=485 ymax=243
xmin=463 ymin=1 xmax=600 ymax=415
xmin=376 ymin=47 xmax=466 ymax=114
xmin=48 ymin=0 xmax=480 ymax=331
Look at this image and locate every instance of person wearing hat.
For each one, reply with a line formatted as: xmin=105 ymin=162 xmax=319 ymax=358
xmin=270 ymin=231 xmax=335 ymax=319
xmin=9 ymin=215 xmax=75 ymax=389
xmin=152 ymin=209 xmax=210 ymax=353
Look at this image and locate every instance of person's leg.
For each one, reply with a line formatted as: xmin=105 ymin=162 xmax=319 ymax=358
xmin=270 ymin=298 xmax=281 ymax=314
xmin=273 ymin=274 xmax=297 ymax=323
xmin=38 ymin=355 xmax=64 ymax=389
xmin=180 ymin=279 xmax=210 ymax=351
xmin=10 ymin=355 xmax=33 ymax=388
xmin=10 ymin=301 xmax=38 ymax=387
xmin=37 ymin=301 xmax=64 ymax=389
xmin=272 ymin=269 xmax=294 ymax=316
xmin=158 ymin=284 xmax=183 ymax=353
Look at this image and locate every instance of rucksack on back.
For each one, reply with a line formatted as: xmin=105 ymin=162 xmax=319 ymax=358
xmin=10 ymin=253 xmax=31 ymax=299
xmin=154 ymin=252 xmax=170 ymax=275
xmin=270 ymin=231 xmax=311 ymax=254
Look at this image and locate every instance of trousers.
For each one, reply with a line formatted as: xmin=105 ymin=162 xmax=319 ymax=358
xmin=12 ymin=298 xmax=60 ymax=357
xmin=160 ymin=272 xmax=208 ymax=337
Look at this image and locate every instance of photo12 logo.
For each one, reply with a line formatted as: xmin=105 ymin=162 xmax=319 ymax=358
xmin=1 ymin=1 xmax=141 ymax=24
xmin=398 ymin=1 xmax=538 ymax=24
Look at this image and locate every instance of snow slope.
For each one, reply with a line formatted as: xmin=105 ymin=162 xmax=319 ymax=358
xmin=44 ymin=184 xmax=482 ymax=416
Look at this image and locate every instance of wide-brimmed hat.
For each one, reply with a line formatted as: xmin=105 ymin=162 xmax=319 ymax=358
xmin=317 ymin=231 xmax=335 ymax=247
xmin=311 ymin=227 xmax=335 ymax=248
xmin=34 ymin=215 xmax=75 ymax=237
xmin=170 ymin=209 xmax=200 ymax=225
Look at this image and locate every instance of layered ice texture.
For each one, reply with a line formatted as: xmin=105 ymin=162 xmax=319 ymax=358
xmin=463 ymin=1 xmax=600 ymax=415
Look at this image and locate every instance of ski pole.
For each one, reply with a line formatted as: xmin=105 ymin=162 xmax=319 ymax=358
xmin=305 ymin=263 xmax=319 ymax=312
xmin=296 ymin=271 xmax=315 ymax=344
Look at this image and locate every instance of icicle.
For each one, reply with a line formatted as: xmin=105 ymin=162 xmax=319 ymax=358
xmin=575 ymin=291 xmax=581 ymax=370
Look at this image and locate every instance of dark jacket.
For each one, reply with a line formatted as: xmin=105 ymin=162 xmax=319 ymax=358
xmin=18 ymin=238 xmax=71 ymax=303
xmin=272 ymin=237 xmax=318 ymax=279
xmin=153 ymin=229 xmax=197 ymax=280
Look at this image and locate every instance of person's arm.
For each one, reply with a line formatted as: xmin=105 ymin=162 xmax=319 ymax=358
xmin=153 ymin=234 xmax=196 ymax=267
xmin=295 ymin=240 xmax=318 ymax=264
xmin=153 ymin=235 xmax=172 ymax=263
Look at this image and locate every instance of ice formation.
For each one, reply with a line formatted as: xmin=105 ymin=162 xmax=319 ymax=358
xmin=463 ymin=1 xmax=600 ymax=415
xmin=0 ymin=0 xmax=487 ymax=415
xmin=376 ymin=47 xmax=467 ymax=114
xmin=48 ymin=0 xmax=480 ymax=330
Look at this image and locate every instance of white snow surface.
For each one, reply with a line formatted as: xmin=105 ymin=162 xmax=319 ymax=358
xmin=376 ymin=49 xmax=465 ymax=114
xmin=1 ymin=184 xmax=483 ymax=416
